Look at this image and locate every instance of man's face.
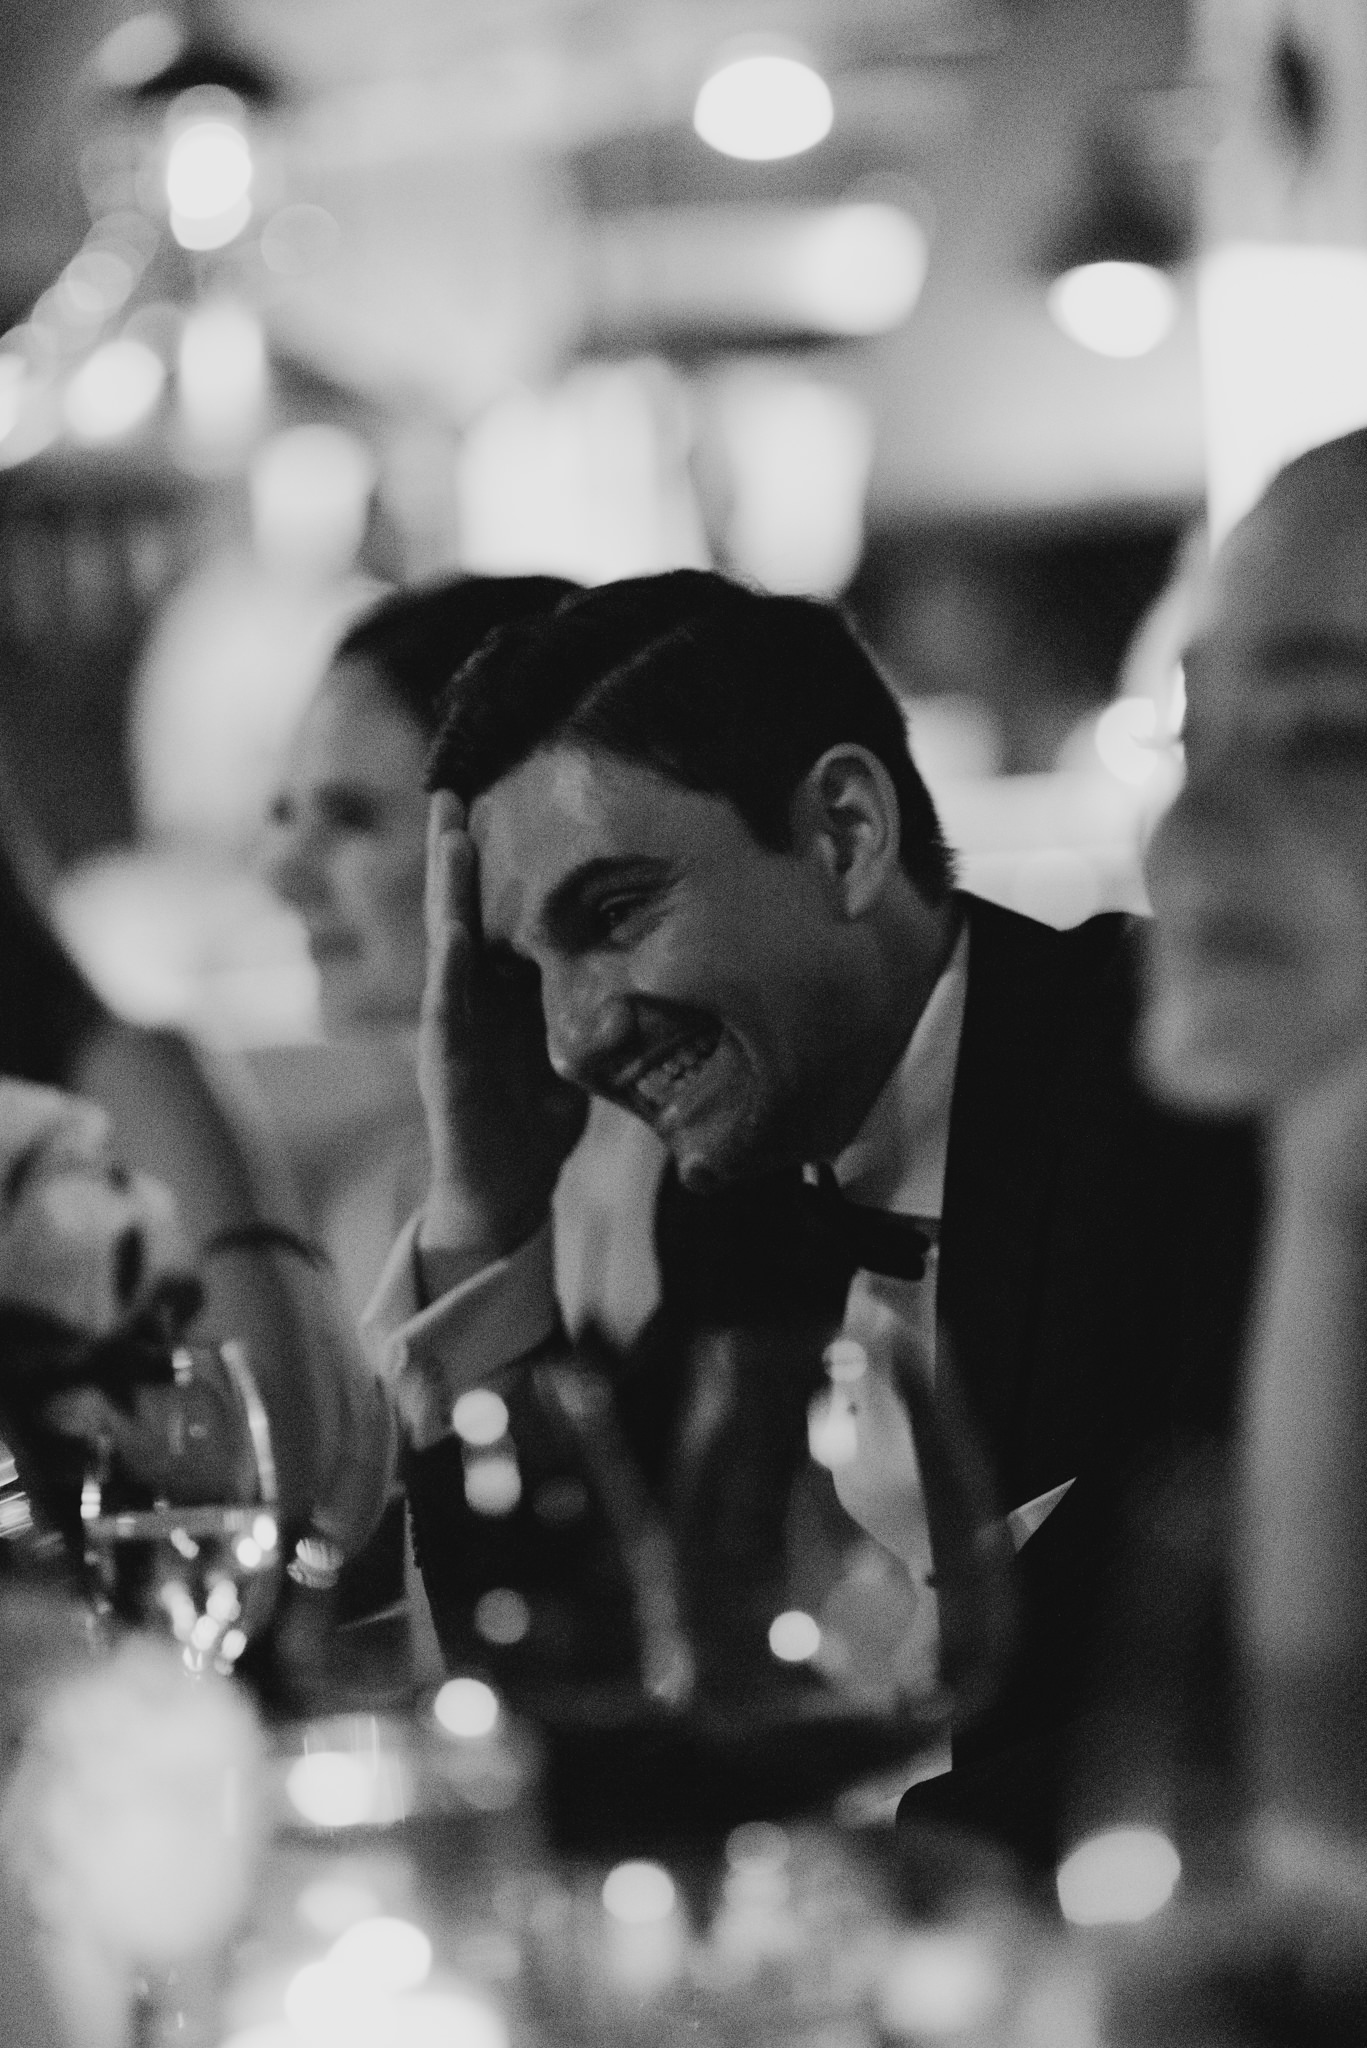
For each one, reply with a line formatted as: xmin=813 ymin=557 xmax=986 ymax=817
xmin=1144 ymin=464 xmax=1367 ymax=1113
xmin=470 ymin=746 xmax=877 ymax=1191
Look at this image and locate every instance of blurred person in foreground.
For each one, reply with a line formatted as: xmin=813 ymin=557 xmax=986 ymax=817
xmin=0 ymin=802 xmax=390 ymax=1611
xmin=1144 ymin=428 xmax=1367 ymax=1870
xmin=365 ymin=569 xmax=1262 ymax=1864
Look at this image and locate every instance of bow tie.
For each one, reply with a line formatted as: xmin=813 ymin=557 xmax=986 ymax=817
xmin=799 ymin=1163 xmax=935 ymax=1283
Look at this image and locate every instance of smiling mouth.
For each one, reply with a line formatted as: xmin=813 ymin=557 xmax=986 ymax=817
xmin=613 ymin=1026 xmax=724 ymax=1123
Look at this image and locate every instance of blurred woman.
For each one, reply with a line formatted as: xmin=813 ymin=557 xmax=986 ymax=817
xmin=255 ymin=572 xmax=664 ymax=1343
xmin=255 ymin=578 xmax=576 ymax=1320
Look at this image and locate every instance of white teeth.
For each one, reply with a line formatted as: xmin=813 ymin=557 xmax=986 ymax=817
xmin=632 ymin=1037 xmax=715 ymax=1109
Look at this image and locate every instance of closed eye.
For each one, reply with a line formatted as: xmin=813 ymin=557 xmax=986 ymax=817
xmin=540 ymin=858 xmax=674 ymax=954
xmin=591 ymin=890 xmax=654 ymax=939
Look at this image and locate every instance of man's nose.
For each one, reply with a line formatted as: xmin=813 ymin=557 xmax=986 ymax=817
xmin=541 ymin=960 xmax=634 ymax=1083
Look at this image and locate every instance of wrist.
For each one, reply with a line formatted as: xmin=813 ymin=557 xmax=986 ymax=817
xmin=419 ymin=1177 xmax=551 ymax=1266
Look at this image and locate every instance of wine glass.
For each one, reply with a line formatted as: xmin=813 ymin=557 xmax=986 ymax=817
xmin=79 ymin=1340 xmax=283 ymax=1676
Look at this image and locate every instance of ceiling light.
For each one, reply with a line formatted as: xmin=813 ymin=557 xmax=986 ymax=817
xmin=64 ymin=339 xmax=165 ymax=442
xmin=166 ymin=104 xmax=253 ymax=250
xmin=1047 ymin=262 xmax=1177 ymax=358
xmin=694 ymin=52 xmax=833 ymax=161
xmin=166 ymin=118 xmax=251 ymax=218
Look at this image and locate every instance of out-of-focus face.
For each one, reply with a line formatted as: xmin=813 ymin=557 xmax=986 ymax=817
xmin=260 ymin=660 xmax=430 ymax=1035
xmin=470 ymin=744 xmax=903 ymax=1193
xmin=1144 ymin=459 xmax=1367 ymax=1113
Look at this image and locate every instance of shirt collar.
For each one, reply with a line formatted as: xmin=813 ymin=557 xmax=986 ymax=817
xmin=829 ymin=918 xmax=970 ymax=1220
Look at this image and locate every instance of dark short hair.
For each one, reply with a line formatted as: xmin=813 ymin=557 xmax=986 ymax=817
xmin=426 ymin=569 xmax=956 ymax=902
xmin=332 ymin=573 xmax=581 ymax=736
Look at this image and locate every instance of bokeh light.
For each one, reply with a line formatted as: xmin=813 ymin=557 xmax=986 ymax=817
xmin=330 ymin=1916 xmax=433 ymax=1993
xmin=1056 ymin=1826 xmax=1181 ymax=1925
xmin=463 ymin=1453 xmax=522 ymax=1517
xmin=878 ymin=1929 xmax=1003 ymax=2037
xmin=286 ymin=1752 xmax=382 ymax=1828
xmin=602 ymin=1860 xmax=677 ymax=1924
xmin=694 ymin=52 xmax=833 ymax=161
xmin=768 ymin=1610 xmax=821 ymax=1662
xmin=93 ymin=11 xmax=185 ymax=88
xmin=474 ymin=1587 xmax=532 ymax=1645
xmin=1047 ymin=262 xmax=1177 ymax=359
xmin=433 ymin=1677 xmax=500 ymax=1740
xmin=451 ymin=1390 xmax=511 ymax=1447
xmin=63 ymin=338 xmax=164 ymax=442
xmin=786 ymin=204 xmax=928 ymax=335
xmin=166 ymin=119 xmax=252 ymax=222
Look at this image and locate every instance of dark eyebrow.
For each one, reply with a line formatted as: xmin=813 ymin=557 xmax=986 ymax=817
xmin=537 ymin=857 xmax=670 ymax=946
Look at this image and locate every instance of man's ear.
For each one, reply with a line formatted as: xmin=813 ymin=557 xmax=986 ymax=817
xmin=789 ymin=745 xmax=901 ymax=915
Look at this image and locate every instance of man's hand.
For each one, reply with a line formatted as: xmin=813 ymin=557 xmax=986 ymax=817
xmin=418 ymin=789 xmax=589 ymax=1265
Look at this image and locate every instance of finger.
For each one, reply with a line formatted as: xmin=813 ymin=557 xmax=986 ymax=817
xmin=424 ymin=797 xmax=483 ymax=1022
xmin=425 ymin=791 xmax=472 ymax=946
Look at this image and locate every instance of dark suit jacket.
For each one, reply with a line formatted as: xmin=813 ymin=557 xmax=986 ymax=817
xmin=409 ymin=896 xmax=1262 ymax=1859
xmin=907 ymin=897 xmax=1260 ymax=1854
xmin=644 ymin=897 xmax=1262 ymax=1850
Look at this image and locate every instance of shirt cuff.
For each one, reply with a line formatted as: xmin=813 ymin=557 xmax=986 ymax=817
xmin=361 ymin=1213 xmax=561 ymax=1450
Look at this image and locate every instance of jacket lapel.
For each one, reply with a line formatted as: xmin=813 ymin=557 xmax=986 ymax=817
xmin=937 ymin=896 xmax=1083 ymax=1480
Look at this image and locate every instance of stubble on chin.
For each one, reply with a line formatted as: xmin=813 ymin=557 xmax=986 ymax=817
xmin=669 ymin=1091 xmax=807 ymax=1195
